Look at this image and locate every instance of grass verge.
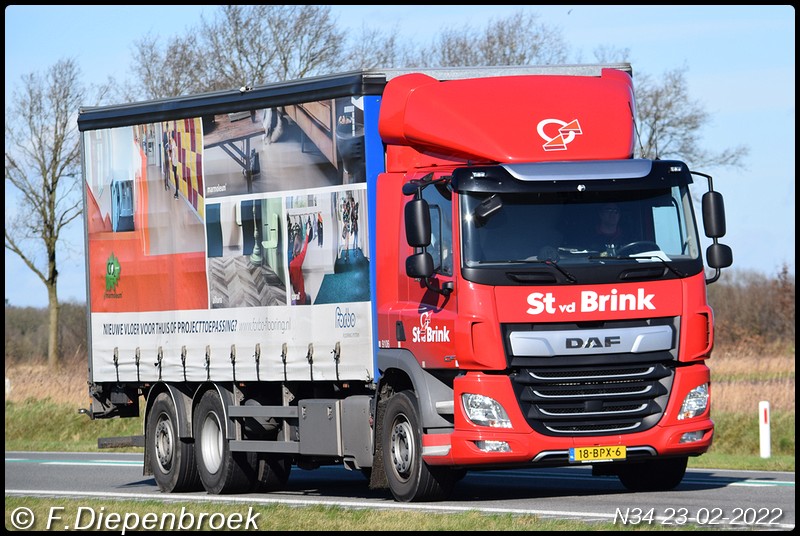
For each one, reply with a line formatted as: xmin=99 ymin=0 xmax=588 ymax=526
xmin=5 ymin=398 xmax=142 ymax=453
xmin=5 ymin=399 xmax=795 ymax=472
xmin=4 ymin=496 xmax=719 ymax=531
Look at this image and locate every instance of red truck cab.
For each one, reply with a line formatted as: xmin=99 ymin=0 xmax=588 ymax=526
xmin=373 ymin=68 xmax=731 ymax=501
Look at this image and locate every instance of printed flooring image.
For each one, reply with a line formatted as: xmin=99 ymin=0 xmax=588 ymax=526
xmin=84 ymin=121 xmax=209 ymax=312
xmin=207 ymin=256 xmax=286 ymax=308
xmin=286 ymin=189 xmax=369 ymax=306
xmin=146 ymin=151 xmax=205 ymax=256
xmin=314 ymin=246 xmax=370 ymax=304
xmin=203 ymin=99 xmax=365 ymax=198
xmin=204 ymin=111 xmax=339 ymax=197
xmin=206 ymin=198 xmax=287 ymax=309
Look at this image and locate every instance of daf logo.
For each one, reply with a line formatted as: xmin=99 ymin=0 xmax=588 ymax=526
xmin=566 ymin=336 xmax=621 ymax=349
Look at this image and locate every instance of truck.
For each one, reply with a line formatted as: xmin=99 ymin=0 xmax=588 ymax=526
xmin=77 ymin=63 xmax=732 ymax=502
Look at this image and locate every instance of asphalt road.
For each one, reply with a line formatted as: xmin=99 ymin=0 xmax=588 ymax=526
xmin=5 ymin=451 xmax=795 ymax=530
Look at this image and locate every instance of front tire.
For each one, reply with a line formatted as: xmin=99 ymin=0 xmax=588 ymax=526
xmin=382 ymin=390 xmax=457 ymax=502
xmin=617 ymin=456 xmax=688 ymax=491
xmin=194 ymin=390 xmax=255 ymax=494
xmin=146 ymin=392 xmax=201 ymax=492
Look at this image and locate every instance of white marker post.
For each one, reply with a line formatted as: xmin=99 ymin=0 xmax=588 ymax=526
xmin=758 ymin=401 xmax=771 ymax=458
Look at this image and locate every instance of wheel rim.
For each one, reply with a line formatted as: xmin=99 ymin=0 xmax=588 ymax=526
xmin=389 ymin=414 xmax=415 ymax=480
xmin=200 ymin=412 xmax=223 ymax=475
xmin=154 ymin=412 xmax=174 ymax=473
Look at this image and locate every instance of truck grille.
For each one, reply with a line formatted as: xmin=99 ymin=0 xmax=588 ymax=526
xmin=511 ymin=361 xmax=673 ymax=435
xmin=503 ymin=318 xmax=678 ymax=436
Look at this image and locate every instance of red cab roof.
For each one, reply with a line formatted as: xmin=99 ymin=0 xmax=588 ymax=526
xmin=379 ymin=68 xmax=635 ymax=164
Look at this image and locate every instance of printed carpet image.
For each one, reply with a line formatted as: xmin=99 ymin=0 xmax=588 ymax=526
xmin=208 ymin=256 xmax=287 ymax=308
xmin=313 ymin=248 xmax=370 ymax=304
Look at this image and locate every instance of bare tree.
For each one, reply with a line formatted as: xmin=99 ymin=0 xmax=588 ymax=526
xmin=340 ymin=23 xmax=406 ymax=71
xmin=199 ymin=4 xmax=347 ymax=92
xmin=633 ymin=66 xmax=748 ymax=168
xmin=592 ymin=44 xmax=631 ymax=65
xmin=127 ymin=5 xmax=276 ymax=98
xmin=264 ymin=5 xmax=345 ymax=81
xmin=414 ymin=17 xmax=747 ymax=171
xmin=5 ymin=58 xmax=85 ymax=368
xmin=197 ymin=5 xmax=281 ymax=91
xmin=590 ymin=48 xmax=749 ymax=169
xmin=412 ymin=10 xmax=569 ymax=67
xmin=128 ymin=5 xmax=349 ymax=98
xmin=124 ymin=6 xmax=746 ymax=172
xmin=129 ymin=32 xmax=207 ymax=99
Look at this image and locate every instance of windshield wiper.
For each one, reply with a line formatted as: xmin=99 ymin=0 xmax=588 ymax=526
xmin=588 ymin=254 xmax=687 ymax=278
xmin=510 ymin=258 xmax=577 ymax=283
xmin=544 ymin=259 xmax=577 ymax=283
xmin=634 ymin=255 xmax=688 ymax=278
xmin=480 ymin=258 xmax=578 ymax=283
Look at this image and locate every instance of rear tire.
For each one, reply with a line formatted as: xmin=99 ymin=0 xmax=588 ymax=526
xmin=382 ymin=390 xmax=457 ymax=502
xmin=194 ymin=390 xmax=255 ymax=494
xmin=146 ymin=392 xmax=201 ymax=492
xmin=617 ymin=456 xmax=688 ymax=491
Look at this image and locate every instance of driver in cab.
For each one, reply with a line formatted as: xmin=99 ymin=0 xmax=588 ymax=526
xmin=588 ymin=203 xmax=627 ymax=254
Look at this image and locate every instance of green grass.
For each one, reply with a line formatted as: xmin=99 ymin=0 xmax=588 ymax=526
xmin=5 ymin=398 xmax=143 ymax=452
xmin=690 ymin=452 xmax=794 ymax=472
xmin=688 ymin=411 xmax=795 ymax=472
xmin=708 ymin=411 xmax=795 ymax=457
xmin=4 ymin=497 xmax=717 ymax=531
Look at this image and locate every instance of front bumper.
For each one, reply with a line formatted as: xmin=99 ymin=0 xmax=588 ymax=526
xmin=422 ymin=367 xmax=713 ymax=466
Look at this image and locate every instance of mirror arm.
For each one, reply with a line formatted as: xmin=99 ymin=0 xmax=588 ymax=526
xmin=420 ymin=277 xmax=453 ymax=297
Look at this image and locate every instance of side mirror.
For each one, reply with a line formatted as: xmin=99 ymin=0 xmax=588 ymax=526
xmin=406 ymin=252 xmax=434 ymax=279
xmin=702 ymin=191 xmax=726 ymax=238
xmin=706 ymin=243 xmax=733 ymax=270
xmin=405 ymin=198 xmax=431 ymax=247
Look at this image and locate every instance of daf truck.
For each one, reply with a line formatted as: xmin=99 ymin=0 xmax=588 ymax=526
xmin=78 ymin=64 xmax=732 ymax=501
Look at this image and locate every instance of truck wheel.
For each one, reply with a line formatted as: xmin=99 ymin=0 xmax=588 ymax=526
xmin=194 ymin=390 xmax=254 ymax=494
xmin=382 ymin=390 xmax=457 ymax=502
xmin=617 ymin=456 xmax=688 ymax=491
xmin=146 ymin=393 xmax=200 ymax=492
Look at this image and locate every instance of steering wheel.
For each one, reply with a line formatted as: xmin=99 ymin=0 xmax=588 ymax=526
xmin=616 ymin=241 xmax=661 ymax=256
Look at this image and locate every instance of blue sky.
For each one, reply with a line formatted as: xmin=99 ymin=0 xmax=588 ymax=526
xmin=5 ymin=5 xmax=795 ymax=307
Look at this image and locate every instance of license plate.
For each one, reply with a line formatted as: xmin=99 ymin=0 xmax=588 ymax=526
xmin=569 ymin=445 xmax=626 ymax=462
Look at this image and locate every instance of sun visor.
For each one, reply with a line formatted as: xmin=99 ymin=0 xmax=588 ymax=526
xmin=378 ymin=68 xmax=635 ymax=164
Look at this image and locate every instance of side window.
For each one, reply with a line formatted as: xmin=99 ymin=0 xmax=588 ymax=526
xmin=422 ymin=184 xmax=453 ymax=276
xmin=652 ymin=189 xmax=689 ymax=256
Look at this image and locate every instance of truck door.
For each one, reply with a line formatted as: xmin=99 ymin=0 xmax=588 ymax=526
xmin=403 ymin=181 xmax=458 ymax=368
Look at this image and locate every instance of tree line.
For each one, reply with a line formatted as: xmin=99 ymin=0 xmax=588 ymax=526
xmin=6 ymin=6 xmax=751 ymax=366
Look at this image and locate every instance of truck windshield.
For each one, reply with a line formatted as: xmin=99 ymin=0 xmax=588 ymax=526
xmin=460 ymin=185 xmax=701 ymax=272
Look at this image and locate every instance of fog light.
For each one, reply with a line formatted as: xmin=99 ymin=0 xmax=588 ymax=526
xmin=462 ymin=393 xmax=512 ymax=428
xmin=678 ymin=383 xmax=709 ymax=420
xmin=474 ymin=440 xmax=511 ymax=453
xmin=680 ymin=430 xmax=705 ymax=443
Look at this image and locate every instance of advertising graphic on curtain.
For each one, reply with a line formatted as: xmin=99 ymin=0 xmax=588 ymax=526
xmin=84 ymin=96 xmax=373 ymax=383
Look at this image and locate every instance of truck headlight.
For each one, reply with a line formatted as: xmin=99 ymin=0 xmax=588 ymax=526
xmin=462 ymin=393 xmax=512 ymax=428
xmin=677 ymin=383 xmax=709 ymax=420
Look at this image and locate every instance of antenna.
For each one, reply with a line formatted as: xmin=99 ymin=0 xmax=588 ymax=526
xmin=629 ymin=101 xmax=645 ymax=159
